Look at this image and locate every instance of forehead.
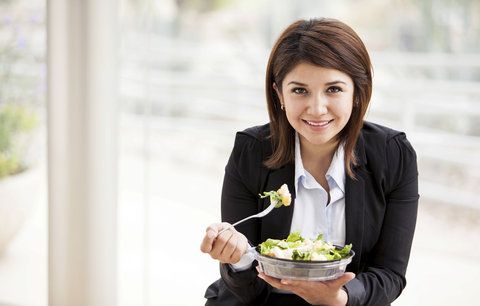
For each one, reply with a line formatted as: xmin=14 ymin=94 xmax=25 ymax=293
xmin=283 ymin=62 xmax=353 ymax=85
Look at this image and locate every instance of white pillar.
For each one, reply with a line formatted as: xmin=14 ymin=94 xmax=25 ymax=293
xmin=47 ymin=1 xmax=118 ymax=305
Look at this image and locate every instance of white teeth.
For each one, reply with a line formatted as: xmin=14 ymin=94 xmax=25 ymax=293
xmin=305 ymin=120 xmax=331 ymax=127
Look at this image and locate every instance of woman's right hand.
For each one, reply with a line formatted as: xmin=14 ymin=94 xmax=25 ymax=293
xmin=200 ymin=222 xmax=249 ymax=265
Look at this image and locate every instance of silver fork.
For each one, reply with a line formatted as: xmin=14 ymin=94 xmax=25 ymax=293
xmin=217 ymin=202 xmax=276 ymax=236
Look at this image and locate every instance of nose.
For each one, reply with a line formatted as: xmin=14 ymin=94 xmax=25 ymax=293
xmin=308 ymin=92 xmax=328 ymax=115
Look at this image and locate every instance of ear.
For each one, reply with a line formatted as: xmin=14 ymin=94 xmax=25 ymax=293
xmin=353 ymin=96 xmax=360 ymax=107
xmin=273 ymin=82 xmax=284 ymax=105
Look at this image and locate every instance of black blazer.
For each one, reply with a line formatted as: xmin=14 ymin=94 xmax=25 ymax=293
xmin=205 ymin=121 xmax=419 ymax=306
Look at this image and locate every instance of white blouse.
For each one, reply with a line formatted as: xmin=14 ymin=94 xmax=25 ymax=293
xmin=291 ymin=132 xmax=346 ymax=246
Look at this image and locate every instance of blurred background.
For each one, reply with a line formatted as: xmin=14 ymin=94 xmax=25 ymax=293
xmin=0 ymin=0 xmax=479 ymax=305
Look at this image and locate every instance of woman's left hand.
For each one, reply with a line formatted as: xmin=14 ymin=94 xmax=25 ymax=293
xmin=257 ymin=267 xmax=355 ymax=306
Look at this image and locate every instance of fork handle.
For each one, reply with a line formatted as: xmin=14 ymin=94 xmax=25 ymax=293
xmin=217 ymin=215 xmax=257 ymax=236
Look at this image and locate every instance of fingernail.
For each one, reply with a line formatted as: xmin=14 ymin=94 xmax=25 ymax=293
xmin=281 ymin=279 xmax=289 ymax=285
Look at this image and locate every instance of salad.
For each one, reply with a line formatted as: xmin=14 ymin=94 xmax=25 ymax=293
xmin=259 ymin=232 xmax=352 ymax=261
xmin=260 ymin=183 xmax=291 ymax=208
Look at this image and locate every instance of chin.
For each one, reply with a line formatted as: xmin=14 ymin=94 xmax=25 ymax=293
xmin=303 ymin=135 xmax=335 ymax=146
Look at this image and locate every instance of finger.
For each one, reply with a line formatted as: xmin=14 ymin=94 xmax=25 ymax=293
xmin=209 ymin=230 xmax=233 ymax=259
xmin=207 ymin=223 xmax=223 ymax=232
xmin=200 ymin=226 xmax=220 ymax=253
xmin=222 ymin=233 xmax=238 ymax=260
xmin=206 ymin=222 xmax=231 ymax=237
xmin=232 ymin=235 xmax=248 ymax=263
xmin=280 ymin=278 xmax=294 ymax=285
xmin=228 ymin=233 xmax=248 ymax=263
xmin=219 ymin=222 xmax=233 ymax=232
xmin=200 ymin=235 xmax=212 ymax=253
xmin=328 ymin=272 xmax=355 ymax=288
xmin=257 ymin=272 xmax=285 ymax=289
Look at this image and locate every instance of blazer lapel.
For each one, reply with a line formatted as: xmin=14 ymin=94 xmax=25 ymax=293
xmin=344 ymin=133 xmax=367 ymax=272
xmin=345 ymin=171 xmax=365 ymax=272
xmin=259 ymin=163 xmax=296 ymax=243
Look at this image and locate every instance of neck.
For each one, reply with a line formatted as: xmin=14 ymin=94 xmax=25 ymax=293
xmin=299 ymin=136 xmax=339 ymax=185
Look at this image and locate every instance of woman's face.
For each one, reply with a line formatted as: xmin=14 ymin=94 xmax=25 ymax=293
xmin=275 ymin=62 xmax=354 ymax=150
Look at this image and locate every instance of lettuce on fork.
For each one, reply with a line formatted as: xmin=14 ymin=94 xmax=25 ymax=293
xmin=259 ymin=183 xmax=292 ymax=208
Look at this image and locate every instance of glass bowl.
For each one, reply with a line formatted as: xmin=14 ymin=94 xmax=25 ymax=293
xmin=255 ymin=247 xmax=355 ymax=281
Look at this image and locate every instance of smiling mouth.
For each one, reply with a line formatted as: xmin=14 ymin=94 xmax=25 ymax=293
xmin=303 ymin=119 xmax=333 ymax=127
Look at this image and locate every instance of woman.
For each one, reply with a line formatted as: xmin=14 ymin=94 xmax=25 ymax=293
xmin=200 ymin=18 xmax=419 ymax=306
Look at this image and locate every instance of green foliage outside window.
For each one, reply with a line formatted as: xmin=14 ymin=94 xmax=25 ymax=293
xmin=0 ymin=104 xmax=36 ymax=179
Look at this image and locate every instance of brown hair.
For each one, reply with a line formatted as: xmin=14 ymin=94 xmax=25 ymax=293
xmin=264 ymin=18 xmax=372 ymax=178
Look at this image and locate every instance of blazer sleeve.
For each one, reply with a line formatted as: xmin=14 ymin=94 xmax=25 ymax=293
xmin=345 ymin=133 xmax=419 ymax=306
xmin=218 ymin=132 xmax=270 ymax=305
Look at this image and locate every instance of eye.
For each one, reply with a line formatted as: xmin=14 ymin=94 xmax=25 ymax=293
xmin=291 ymin=87 xmax=308 ymax=95
xmin=326 ymin=86 xmax=343 ymax=93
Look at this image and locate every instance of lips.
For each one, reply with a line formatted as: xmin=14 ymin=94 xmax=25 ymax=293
xmin=303 ymin=119 xmax=333 ymax=127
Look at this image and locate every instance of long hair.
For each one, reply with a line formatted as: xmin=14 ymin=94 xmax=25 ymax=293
xmin=264 ymin=18 xmax=373 ymax=178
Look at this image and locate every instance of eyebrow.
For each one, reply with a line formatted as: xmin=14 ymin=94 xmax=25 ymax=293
xmin=287 ymin=81 xmax=308 ymax=86
xmin=325 ymin=80 xmax=347 ymax=86
xmin=286 ymin=80 xmax=348 ymax=86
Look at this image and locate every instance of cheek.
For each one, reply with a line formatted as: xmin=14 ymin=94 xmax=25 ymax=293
xmin=340 ymin=104 xmax=353 ymax=118
xmin=284 ymin=104 xmax=303 ymax=125
xmin=284 ymin=97 xmax=305 ymax=114
xmin=332 ymin=99 xmax=354 ymax=119
xmin=345 ymin=103 xmax=354 ymax=119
